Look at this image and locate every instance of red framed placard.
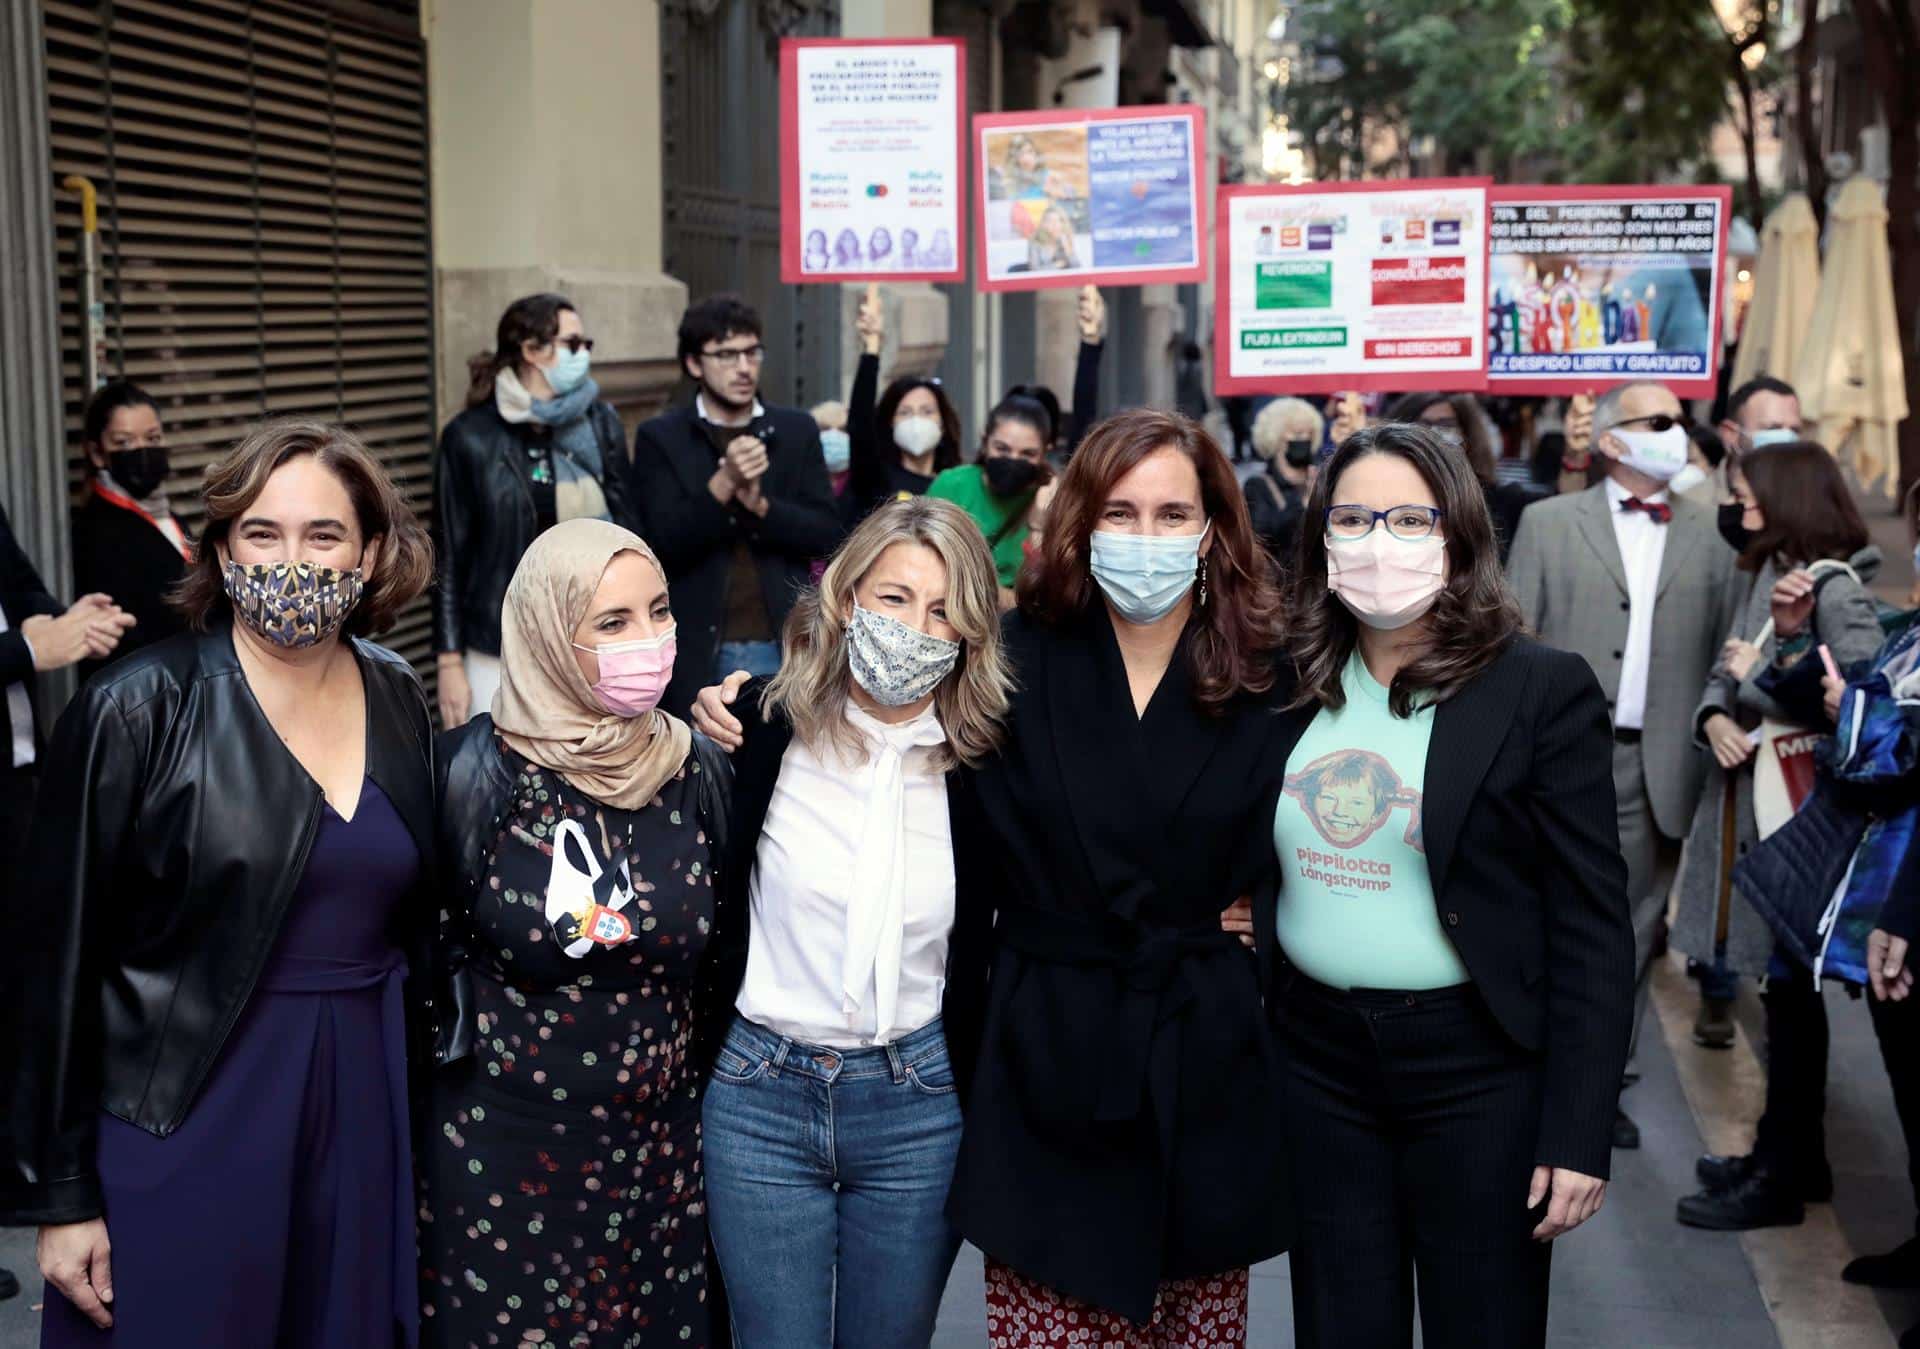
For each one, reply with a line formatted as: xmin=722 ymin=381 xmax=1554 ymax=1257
xmin=1484 ymin=183 xmax=1732 ymax=398
xmin=779 ymin=38 xmax=968 ymax=285
xmin=972 ymin=103 xmax=1207 ymax=293
xmin=1213 ymin=178 xmax=1492 ymax=396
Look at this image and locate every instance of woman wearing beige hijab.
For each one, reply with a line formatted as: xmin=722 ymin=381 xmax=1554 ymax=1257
xmin=422 ymin=519 xmax=733 ymax=1347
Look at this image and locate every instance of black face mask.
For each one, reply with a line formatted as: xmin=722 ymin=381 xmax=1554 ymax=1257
xmin=1717 ymin=501 xmax=1751 ymax=552
xmin=105 ymin=445 xmax=170 ymax=501
xmin=982 ymin=454 xmax=1041 ymax=498
xmin=1284 ymin=437 xmax=1316 ymax=469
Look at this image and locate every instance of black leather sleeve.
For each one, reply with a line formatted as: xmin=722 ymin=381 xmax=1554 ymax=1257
xmin=431 ymin=419 xmax=473 ymax=655
xmin=593 ymin=402 xmax=643 ymax=537
xmin=0 ymin=682 xmax=143 ymax=1224
xmin=431 ymin=717 xmax=512 ymax=1067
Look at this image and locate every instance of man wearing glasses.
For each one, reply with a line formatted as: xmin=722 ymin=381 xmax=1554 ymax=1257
xmin=632 ymin=293 xmax=841 ymax=716
xmin=1508 ymin=379 xmax=1738 ymax=1154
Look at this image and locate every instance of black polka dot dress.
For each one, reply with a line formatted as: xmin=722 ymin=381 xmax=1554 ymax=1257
xmin=422 ymin=748 xmax=714 ymax=1348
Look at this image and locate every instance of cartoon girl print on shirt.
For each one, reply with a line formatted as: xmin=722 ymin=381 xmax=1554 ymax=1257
xmin=1283 ymin=748 xmax=1425 ymax=853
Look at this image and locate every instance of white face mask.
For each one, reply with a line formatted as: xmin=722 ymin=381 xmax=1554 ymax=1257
xmin=1606 ymin=423 xmax=1690 ymax=482
xmin=1668 ymin=463 xmax=1709 ymax=495
xmin=893 ymin=415 xmax=943 ymax=458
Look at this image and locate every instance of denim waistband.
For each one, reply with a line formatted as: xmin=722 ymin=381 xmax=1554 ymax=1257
xmin=724 ymin=1014 xmax=947 ymax=1083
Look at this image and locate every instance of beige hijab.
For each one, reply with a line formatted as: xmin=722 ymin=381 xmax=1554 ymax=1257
xmin=492 ymin=519 xmax=692 ymax=810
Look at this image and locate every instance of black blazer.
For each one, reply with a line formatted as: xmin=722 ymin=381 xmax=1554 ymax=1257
xmin=695 ymin=680 xmax=994 ymax=1099
xmin=631 ymin=403 xmax=843 ymax=716
xmin=0 ymin=626 xmax=438 ymax=1225
xmin=0 ymin=503 xmax=62 ymax=762
xmin=1255 ymin=636 xmax=1635 ymax=1180
xmin=946 ymin=608 xmax=1291 ymax=1324
xmin=70 ymin=489 xmax=190 ymax=683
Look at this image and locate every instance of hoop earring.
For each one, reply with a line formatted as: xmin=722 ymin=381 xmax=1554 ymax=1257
xmin=1197 ymin=555 xmax=1210 ymax=608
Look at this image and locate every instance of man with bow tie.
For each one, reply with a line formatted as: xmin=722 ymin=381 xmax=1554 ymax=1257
xmin=1508 ymin=379 xmax=1739 ymax=1154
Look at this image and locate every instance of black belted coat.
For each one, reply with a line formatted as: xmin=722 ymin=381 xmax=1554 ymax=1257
xmin=946 ymin=606 xmax=1294 ymax=1323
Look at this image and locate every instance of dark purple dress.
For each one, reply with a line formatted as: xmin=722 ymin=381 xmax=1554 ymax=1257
xmin=42 ymin=779 xmax=421 ymax=1349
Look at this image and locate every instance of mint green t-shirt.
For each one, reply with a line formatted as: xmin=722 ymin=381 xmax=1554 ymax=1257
xmin=1272 ymin=651 xmax=1469 ymax=991
xmin=927 ymin=463 xmax=1031 ymax=587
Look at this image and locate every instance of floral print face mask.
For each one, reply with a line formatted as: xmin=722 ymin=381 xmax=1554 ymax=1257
xmin=222 ymin=558 xmax=364 ymax=648
xmin=845 ymin=603 xmax=959 ymax=707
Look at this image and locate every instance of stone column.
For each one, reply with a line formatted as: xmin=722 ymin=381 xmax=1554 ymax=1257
xmin=429 ymin=0 xmax=688 ymax=435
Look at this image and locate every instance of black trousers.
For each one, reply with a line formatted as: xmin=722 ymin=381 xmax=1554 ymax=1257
xmin=1751 ymin=956 xmax=1830 ymax=1188
xmin=1276 ymin=967 xmax=1552 ymax=1349
xmin=1869 ymin=987 xmax=1920 ymax=1229
xmin=0 ymin=765 xmax=36 ymax=857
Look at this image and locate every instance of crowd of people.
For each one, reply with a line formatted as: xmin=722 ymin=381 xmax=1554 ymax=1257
xmin=0 ymin=278 xmax=1915 ymax=1349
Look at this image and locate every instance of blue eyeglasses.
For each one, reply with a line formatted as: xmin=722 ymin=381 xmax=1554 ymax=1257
xmin=1325 ymin=504 xmax=1445 ymax=541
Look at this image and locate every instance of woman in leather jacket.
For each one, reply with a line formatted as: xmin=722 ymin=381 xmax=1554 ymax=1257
xmin=433 ymin=292 xmax=639 ymax=729
xmin=3 ymin=421 xmax=436 ymax=1346
xmin=422 ymin=520 xmax=732 ymax=1347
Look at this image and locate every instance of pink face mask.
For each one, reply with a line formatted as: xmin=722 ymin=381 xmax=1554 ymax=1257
xmin=1325 ymin=533 xmax=1447 ymax=630
xmin=573 ymin=627 xmax=676 ymax=718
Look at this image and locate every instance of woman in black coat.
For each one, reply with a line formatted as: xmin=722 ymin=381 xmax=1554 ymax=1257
xmin=1256 ymin=422 xmax=1633 ymax=1348
xmin=432 ymin=292 xmax=638 ymax=728
xmin=947 ymin=408 xmax=1292 ymax=1343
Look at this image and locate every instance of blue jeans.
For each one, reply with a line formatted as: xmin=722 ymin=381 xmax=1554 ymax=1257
xmin=702 ymin=1016 xmax=963 ymax=1349
xmin=716 ymin=639 xmax=781 ymax=680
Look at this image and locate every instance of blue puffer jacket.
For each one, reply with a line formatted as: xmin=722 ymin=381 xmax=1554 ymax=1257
xmin=1733 ymin=612 xmax=1920 ymax=984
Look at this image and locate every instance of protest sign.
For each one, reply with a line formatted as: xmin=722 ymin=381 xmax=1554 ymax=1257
xmin=1214 ymin=179 xmax=1491 ymax=394
xmin=974 ymin=105 xmax=1206 ymax=292
xmin=780 ymin=38 xmax=966 ymax=284
xmin=1486 ymin=185 xmax=1731 ymax=397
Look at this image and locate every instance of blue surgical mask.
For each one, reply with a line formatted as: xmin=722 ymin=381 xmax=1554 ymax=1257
xmin=1088 ymin=523 xmax=1211 ymax=625
xmin=820 ymin=429 xmax=852 ymax=473
xmin=1749 ymin=427 xmax=1798 ymax=450
xmin=544 ymin=344 xmax=592 ymax=396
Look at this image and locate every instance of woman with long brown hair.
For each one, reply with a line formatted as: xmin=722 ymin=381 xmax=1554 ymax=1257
xmin=948 ymin=408 xmax=1291 ymax=1344
xmin=1256 ymin=421 xmax=1632 ymax=1348
xmin=1670 ymin=441 xmax=1886 ymax=1232
xmin=5 ymin=421 xmax=437 ymax=1346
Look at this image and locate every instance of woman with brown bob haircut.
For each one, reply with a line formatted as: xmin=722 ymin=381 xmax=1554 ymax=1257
xmin=945 ymin=407 xmax=1293 ymax=1343
xmin=1254 ymin=421 xmax=1633 ymax=1348
xmin=5 ymin=420 xmax=443 ymax=1348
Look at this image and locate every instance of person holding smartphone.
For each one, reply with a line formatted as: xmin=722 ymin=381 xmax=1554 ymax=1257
xmin=1243 ymin=397 xmax=1323 ymax=572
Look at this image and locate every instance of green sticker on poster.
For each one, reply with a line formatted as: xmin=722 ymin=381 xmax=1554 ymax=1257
xmin=1240 ymin=326 xmax=1346 ymax=350
xmin=1255 ymin=261 xmax=1332 ymax=310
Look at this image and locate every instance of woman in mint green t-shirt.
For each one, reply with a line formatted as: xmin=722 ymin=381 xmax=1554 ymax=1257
xmin=1254 ymin=420 xmax=1634 ymax=1349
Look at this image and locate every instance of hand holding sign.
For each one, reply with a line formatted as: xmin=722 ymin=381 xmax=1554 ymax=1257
xmin=1078 ymin=286 xmax=1107 ymax=344
xmin=859 ymin=283 xmax=884 ymax=356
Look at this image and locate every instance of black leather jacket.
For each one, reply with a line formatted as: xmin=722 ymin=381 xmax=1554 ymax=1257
xmin=433 ymin=715 xmax=735 ymax=1075
xmin=432 ymin=399 xmax=637 ymax=657
xmin=0 ymin=626 xmax=440 ymax=1226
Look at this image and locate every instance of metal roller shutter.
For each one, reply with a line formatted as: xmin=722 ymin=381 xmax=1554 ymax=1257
xmin=42 ymin=0 xmax=435 ymax=670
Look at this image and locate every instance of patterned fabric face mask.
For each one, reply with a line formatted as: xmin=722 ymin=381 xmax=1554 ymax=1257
xmin=846 ymin=604 xmax=959 ymax=707
xmin=222 ymin=558 xmax=364 ymax=648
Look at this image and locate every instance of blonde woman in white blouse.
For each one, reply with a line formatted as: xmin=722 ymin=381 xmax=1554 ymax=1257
xmin=691 ymin=496 xmax=1012 ymax=1348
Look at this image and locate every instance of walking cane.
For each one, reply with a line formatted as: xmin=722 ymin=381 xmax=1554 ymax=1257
xmin=1713 ymin=774 xmax=1739 ymax=966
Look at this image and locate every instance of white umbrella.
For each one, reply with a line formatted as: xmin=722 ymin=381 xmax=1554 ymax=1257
xmin=1730 ymin=193 xmax=1819 ymax=391
xmin=1793 ymin=176 xmax=1908 ymax=499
